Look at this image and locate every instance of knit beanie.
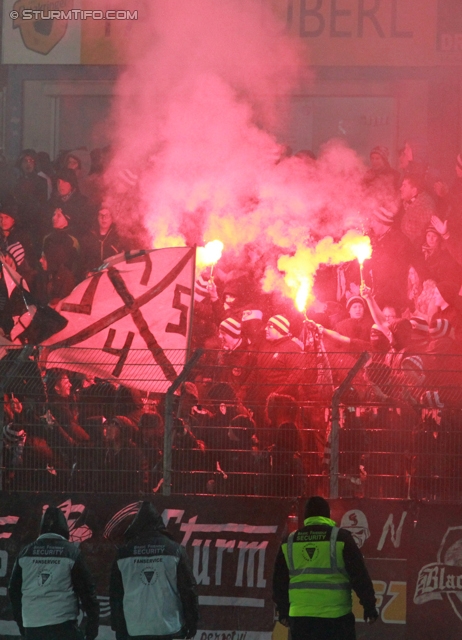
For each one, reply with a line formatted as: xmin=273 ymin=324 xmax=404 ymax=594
xmin=346 ymin=296 xmax=366 ymax=313
xmin=401 ymin=355 xmax=424 ymax=373
xmin=266 ymin=315 xmax=290 ymax=336
xmin=242 ymin=309 xmax=263 ymax=322
xmin=371 ymin=207 xmax=395 ymax=226
xmin=219 ymin=317 xmax=241 ymax=339
xmin=425 ymin=226 xmax=440 ymax=237
xmin=370 ymin=146 xmax=390 ymax=162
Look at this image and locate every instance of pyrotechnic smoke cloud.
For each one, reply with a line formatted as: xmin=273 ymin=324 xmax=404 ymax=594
xmin=103 ymin=0 xmax=395 ymax=306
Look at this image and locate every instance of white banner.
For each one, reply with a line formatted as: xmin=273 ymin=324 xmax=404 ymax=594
xmin=40 ymin=247 xmax=195 ymax=393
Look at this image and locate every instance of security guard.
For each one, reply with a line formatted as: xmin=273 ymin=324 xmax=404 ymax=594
xmin=272 ymin=496 xmax=378 ymax=640
xmin=8 ymin=506 xmax=99 ymax=640
xmin=110 ymin=501 xmax=199 ymax=640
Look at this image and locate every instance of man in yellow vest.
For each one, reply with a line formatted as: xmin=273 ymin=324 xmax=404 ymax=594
xmin=272 ymin=496 xmax=378 ymax=640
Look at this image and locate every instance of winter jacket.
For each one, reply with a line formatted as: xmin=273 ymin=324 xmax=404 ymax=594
xmin=80 ymin=224 xmax=127 ymax=273
xmin=245 ymin=335 xmax=308 ymax=401
xmin=8 ymin=507 xmax=99 ymax=639
xmin=110 ymin=502 xmax=198 ymax=640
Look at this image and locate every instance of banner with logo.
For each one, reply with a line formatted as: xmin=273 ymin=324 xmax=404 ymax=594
xmin=40 ymin=247 xmax=196 ymax=393
xmin=329 ymin=499 xmax=410 ymax=638
xmin=2 ymin=0 xmax=82 ymax=63
xmin=0 ymin=495 xmax=416 ymax=639
xmin=8 ymin=495 xmax=462 ymax=638
xmin=3 ymin=0 xmax=462 ymax=66
xmin=0 ymin=494 xmax=292 ymax=639
xmin=408 ymin=503 xmax=462 ymax=639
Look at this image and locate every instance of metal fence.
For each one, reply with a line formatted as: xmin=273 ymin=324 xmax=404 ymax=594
xmin=1 ymin=345 xmax=462 ymax=502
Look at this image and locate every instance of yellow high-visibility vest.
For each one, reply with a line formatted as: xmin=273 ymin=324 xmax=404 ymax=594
xmin=281 ymin=516 xmax=352 ymax=618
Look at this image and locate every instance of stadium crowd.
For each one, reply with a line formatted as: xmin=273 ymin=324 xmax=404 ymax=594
xmin=2 ymin=141 xmax=462 ymax=499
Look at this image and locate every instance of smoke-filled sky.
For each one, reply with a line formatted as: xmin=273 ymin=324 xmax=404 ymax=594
xmin=102 ymin=0 xmax=394 ymax=303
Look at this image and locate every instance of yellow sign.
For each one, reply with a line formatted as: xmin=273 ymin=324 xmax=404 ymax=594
xmin=12 ymin=0 xmax=74 ymax=55
xmin=80 ymin=0 xmax=133 ymax=65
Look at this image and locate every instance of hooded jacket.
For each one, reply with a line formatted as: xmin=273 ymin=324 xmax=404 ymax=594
xmin=80 ymin=224 xmax=127 ymax=273
xmin=8 ymin=507 xmax=99 ymax=637
xmin=110 ymin=502 xmax=199 ymax=639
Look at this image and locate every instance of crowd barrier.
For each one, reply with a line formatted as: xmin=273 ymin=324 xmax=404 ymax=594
xmin=0 ymin=346 xmax=461 ymax=503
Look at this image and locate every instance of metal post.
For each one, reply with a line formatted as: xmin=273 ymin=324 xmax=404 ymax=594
xmin=163 ymin=349 xmax=204 ymax=496
xmin=0 ymin=384 xmax=4 ymax=492
xmin=0 ymin=345 xmax=35 ymax=490
xmin=329 ymin=351 xmax=370 ymax=499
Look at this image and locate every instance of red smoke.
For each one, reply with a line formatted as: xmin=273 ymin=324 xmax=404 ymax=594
xmin=101 ymin=0 xmax=392 ymax=305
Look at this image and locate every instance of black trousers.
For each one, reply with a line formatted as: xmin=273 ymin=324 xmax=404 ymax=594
xmin=290 ymin=612 xmax=356 ymax=640
xmin=25 ymin=620 xmax=84 ymax=640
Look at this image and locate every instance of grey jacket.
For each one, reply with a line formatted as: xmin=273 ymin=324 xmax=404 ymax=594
xmin=110 ymin=502 xmax=198 ymax=639
xmin=8 ymin=508 xmax=99 ymax=638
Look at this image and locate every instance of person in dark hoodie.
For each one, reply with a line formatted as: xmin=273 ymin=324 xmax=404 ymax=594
xmin=13 ymin=149 xmax=48 ymax=237
xmin=110 ymin=501 xmax=199 ymax=640
xmin=42 ymin=204 xmax=80 ymax=278
xmin=8 ymin=506 xmax=99 ymax=640
xmin=34 ymin=243 xmax=77 ymax=307
xmin=272 ymin=496 xmax=377 ymax=640
xmin=47 ymin=168 xmax=91 ymax=238
xmin=80 ymin=205 xmax=128 ymax=275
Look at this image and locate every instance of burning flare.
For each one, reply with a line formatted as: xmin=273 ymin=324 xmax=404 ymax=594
xmin=263 ymin=229 xmax=372 ymax=312
xmin=196 ymin=239 xmax=224 ymax=269
xmin=346 ymin=233 xmax=372 ymax=265
xmin=295 ymin=279 xmax=311 ymax=313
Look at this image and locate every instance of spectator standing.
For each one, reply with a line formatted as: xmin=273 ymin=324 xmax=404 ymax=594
xmin=8 ymin=506 xmax=99 ymax=640
xmin=48 ymin=169 xmax=91 ymax=238
xmin=249 ymin=315 xmax=305 ymax=398
xmin=110 ymin=501 xmax=199 ymax=640
xmin=416 ymin=226 xmax=462 ymax=287
xmin=364 ymin=145 xmax=400 ymax=192
xmin=0 ymin=192 xmax=34 ymax=277
xmin=216 ymin=317 xmax=252 ymax=397
xmin=80 ymin=205 xmax=127 ymax=274
xmin=64 ymin=149 xmax=92 ymax=197
xmin=42 ymin=206 xmax=80 ymax=277
xmin=400 ymin=175 xmax=435 ymax=248
xmin=334 ymin=296 xmax=372 ymax=342
xmin=272 ymin=496 xmax=378 ymax=640
xmin=13 ymin=149 xmax=48 ymax=236
xmin=365 ymin=207 xmax=415 ymax=311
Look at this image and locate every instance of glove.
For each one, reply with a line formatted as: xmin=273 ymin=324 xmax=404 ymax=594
xmin=278 ymin=616 xmax=290 ymax=628
xmin=364 ymin=607 xmax=379 ymax=624
xmin=185 ymin=626 xmax=197 ymax=639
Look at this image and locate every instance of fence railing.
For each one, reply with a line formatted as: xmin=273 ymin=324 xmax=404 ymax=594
xmin=1 ymin=346 xmax=462 ymax=501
